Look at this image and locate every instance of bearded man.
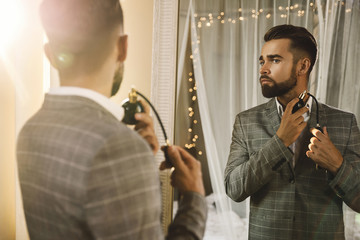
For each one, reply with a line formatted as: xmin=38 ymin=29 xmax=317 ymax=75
xmin=224 ymin=24 xmax=360 ymax=240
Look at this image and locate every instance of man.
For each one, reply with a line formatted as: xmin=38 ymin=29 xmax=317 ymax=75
xmin=17 ymin=0 xmax=207 ymax=239
xmin=224 ymin=24 xmax=360 ymax=240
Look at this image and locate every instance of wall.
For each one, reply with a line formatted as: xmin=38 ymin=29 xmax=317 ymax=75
xmin=113 ymin=0 xmax=154 ymax=104
xmin=0 ymin=60 xmax=16 ymax=240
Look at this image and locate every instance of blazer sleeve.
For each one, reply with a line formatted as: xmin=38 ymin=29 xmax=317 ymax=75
xmin=224 ymin=113 xmax=294 ymax=202
xmin=166 ymin=192 xmax=207 ymax=240
xmin=84 ymin=131 xmax=164 ymax=240
xmin=328 ymin=114 xmax=360 ymax=212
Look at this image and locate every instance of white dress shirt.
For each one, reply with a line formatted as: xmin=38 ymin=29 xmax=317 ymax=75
xmin=48 ymin=86 xmax=124 ymax=121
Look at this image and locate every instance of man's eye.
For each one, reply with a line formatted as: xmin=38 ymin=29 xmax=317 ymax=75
xmin=259 ymin=61 xmax=264 ymax=66
xmin=272 ymin=59 xmax=280 ymax=63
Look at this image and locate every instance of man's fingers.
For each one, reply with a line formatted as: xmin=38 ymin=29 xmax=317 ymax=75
xmin=310 ymin=136 xmax=320 ymax=145
xmin=137 ymin=99 xmax=150 ymax=114
xmin=310 ymin=128 xmax=325 ymax=141
xmin=166 ymin=146 xmax=185 ymax=169
xmin=295 ymin=115 xmax=305 ymax=125
xmin=297 ymin=106 xmax=309 ymax=115
xmin=323 ymin=126 xmax=329 ymax=137
xmin=176 ymin=147 xmax=198 ymax=166
xmin=134 ymin=113 xmax=153 ymax=129
xmin=284 ymin=98 xmax=301 ymax=115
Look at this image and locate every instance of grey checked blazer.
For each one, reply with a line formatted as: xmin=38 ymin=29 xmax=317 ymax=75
xmin=17 ymin=94 xmax=207 ymax=240
xmin=225 ymin=98 xmax=360 ymax=240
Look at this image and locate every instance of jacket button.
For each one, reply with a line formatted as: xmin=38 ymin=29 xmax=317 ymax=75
xmin=289 ymin=179 xmax=295 ymax=184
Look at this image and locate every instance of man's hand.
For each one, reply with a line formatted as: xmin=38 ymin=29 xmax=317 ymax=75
xmin=134 ymin=99 xmax=159 ymax=155
xmin=306 ymin=126 xmax=343 ymax=175
xmin=159 ymin=146 xmax=205 ymax=196
xmin=276 ymin=98 xmax=309 ymax=147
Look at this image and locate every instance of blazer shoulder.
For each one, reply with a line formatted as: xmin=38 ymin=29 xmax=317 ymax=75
xmin=235 ymin=100 xmax=271 ymax=121
xmin=321 ymin=102 xmax=356 ymax=120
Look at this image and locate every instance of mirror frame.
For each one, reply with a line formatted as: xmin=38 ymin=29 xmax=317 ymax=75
xmin=150 ymin=0 xmax=179 ymax=234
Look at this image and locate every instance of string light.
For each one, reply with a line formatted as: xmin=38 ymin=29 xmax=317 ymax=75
xmin=193 ymin=2 xmax=320 ymax=28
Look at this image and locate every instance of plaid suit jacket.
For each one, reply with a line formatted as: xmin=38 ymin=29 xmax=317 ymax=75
xmin=225 ymin=98 xmax=360 ymax=240
xmin=17 ymin=94 xmax=207 ymax=240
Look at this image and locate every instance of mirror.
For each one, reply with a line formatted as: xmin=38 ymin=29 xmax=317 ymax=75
xmin=172 ymin=0 xmax=360 ymax=239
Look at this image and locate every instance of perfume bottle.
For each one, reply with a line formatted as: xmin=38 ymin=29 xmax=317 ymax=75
xmin=122 ymin=88 xmax=144 ymax=125
xmin=292 ymin=90 xmax=307 ymax=113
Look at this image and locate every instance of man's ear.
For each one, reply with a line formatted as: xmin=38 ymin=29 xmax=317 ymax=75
xmin=116 ymin=35 xmax=128 ymax=62
xmin=297 ymin=57 xmax=311 ymax=76
xmin=44 ymin=43 xmax=58 ymax=69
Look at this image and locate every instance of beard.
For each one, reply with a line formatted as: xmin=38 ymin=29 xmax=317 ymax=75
xmin=111 ymin=64 xmax=124 ymax=97
xmin=260 ymin=68 xmax=297 ymax=98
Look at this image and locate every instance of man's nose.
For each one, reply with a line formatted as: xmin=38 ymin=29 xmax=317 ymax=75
xmin=260 ymin=63 xmax=270 ymax=75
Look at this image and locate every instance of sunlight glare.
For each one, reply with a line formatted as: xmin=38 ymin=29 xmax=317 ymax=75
xmin=0 ymin=0 xmax=24 ymax=54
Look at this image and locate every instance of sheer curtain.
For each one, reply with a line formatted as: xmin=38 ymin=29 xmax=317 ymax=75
xmin=177 ymin=0 xmax=360 ymax=239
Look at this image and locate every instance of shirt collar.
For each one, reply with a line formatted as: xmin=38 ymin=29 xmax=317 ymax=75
xmin=48 ymin=87 xmax=124 ymax=121
xmin=275 ymin=96 xmax=313 ymax=122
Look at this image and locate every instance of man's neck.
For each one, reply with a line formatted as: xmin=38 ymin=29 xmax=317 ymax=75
xmin=277 ymin=88 xmax=309 ymax=110
xmin=59 ymin=70 xmax=113 ymax=98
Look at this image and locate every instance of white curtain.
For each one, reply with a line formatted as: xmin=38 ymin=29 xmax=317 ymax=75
xmin=177 ymin=0 xmax=360 ymax=239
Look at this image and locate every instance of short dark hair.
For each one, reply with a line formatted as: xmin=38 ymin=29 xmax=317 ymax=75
xmin=40 ymin=0 xmax=123 ymax=73
xmin=264 ymin=24 xmax=317 ymax=74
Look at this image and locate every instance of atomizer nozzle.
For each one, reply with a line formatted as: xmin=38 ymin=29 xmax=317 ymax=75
xmin=299 ymin=90 xmax=307 ymax=100
xmin=129 ymin=87 xmax=138 ymax=103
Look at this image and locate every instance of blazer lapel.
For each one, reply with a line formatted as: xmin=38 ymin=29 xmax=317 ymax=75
xmin=265 ymin=98 xmax=297 ymax=177
xmin=266 ymin=98 xmax=281 ymax=134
